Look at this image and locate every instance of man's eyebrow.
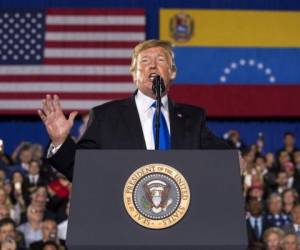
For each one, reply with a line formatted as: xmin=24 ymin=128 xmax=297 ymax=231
xmin=140 ymin=55 xmax=150 ymax=59
xmin=140 ymin=53 xmax=167 ymax=57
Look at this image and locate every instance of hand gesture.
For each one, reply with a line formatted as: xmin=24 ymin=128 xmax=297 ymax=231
xmin=38 ymin=95 xmax=78 ymax=146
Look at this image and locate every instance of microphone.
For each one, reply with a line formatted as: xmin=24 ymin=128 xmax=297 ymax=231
xmin=151 ymin=75 xmax=165 ymax=150
xmin=152 ymin=75 xmax=165 ymax=96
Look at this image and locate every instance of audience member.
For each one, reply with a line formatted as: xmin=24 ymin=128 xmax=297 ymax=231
xmin=281 ymin=233 xmax=300 ymax=250
xmin=30 ymin=218 xmax=65 ymax=250
xmin=266 ymin=193 xmax=291 ymax=227
xmin=2 ymin=129 xmax=300 ymax=249
xmin=246 ymin=198 xmax=270 ymax=246
xmin=17 ymin=205 xmax=43 ymax=247
xmin=263 ymin=227 xmax=285 ymax=250
xmin=282 ymin=205 xmax=300 ymax=237
xmin=282 ymin=189 xmax=299 ymax=216
xmin=0 ymin=218 xmax=26 ymax=250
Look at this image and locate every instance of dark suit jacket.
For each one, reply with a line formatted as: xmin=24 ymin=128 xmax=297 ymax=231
xmin=246 ymin=216 xmax=270 ymax=244
xmin=23 ymin=175 xmax=48 ymax=190
xmin=281 ymin=224 xmax=297 ymax=234
xmin=49 ymin=95 xmax=230 ymax=181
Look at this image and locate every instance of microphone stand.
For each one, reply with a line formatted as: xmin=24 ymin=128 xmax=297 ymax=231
xmin=152 ymin=76 xmax=165 ymax=150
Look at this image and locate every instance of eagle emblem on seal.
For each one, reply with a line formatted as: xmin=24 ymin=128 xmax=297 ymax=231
xmin=141 ymin=180 xmax=173 ymax=214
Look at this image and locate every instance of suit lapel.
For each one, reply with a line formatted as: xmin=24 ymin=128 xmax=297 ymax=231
xmin=120 ymin=95 xmax=146 ymax=149
xmin=168 ymin=98 xmax=186 ymax=149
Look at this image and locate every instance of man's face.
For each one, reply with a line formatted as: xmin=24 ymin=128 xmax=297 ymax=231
xmin=248 ymin=199 xmax=262 ymax=216
xmin=265 ymin=153 xmax=275 ymax=164
xmin=279 ymin=151 xmax=291 ymax=165
xmin=133 ymin=46 xmax=175 ymax=98
xmin=28 ymin=205 xmax=44 ymax=222
xmin=0 ymin=206 xmax=9 ymax=220
xmin=19 ymin=149 xmax=32 ymax=164
xmin=32 ymin=187 xmax=48 ymax=206
xmin=268 ymin=196 xmax=282 ymax=214
xmin=29 ymin=161 xmax=40 ymax=175
xmin=285 ymin=167 xmax=295 ymax=178
xmin=283 ymin=191 xmax=296 ymax=205
xmin=277 ymin=172 xmax=288 ymax=187
xmin=294 ymin=151 xmax=300 ymax=164
xmin=284 ymin=135 xmax=295 ymax=147
xmin=42 ymin=220 xmax=57 ymax=241
xmin=0 ymin=224 xmax=16 ymax=242
xmin=282 ymin=234 xmax=299 ymax=250
xmin=255 ymin=157 xmax=266 ymax=170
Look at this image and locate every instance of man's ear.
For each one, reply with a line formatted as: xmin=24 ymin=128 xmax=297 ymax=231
xmin=170 ymin=69 xmax=177 ymax=80
xmin=132 ymin=72 xmax=137 ymax=84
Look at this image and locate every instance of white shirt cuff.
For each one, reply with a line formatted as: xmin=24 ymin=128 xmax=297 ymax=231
xmin=47 ymin=143 xmax=62 ymax=158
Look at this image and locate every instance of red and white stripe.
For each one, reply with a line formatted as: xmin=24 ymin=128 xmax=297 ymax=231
xmin=0 ymin=8 xmax=145 ymax=114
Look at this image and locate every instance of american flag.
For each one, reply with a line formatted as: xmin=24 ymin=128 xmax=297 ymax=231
xmin=0 ymin=8 xmax=145 ymax=114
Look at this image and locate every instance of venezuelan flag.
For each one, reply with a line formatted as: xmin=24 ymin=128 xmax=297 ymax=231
xmin=160 ymin=9 xmax=300 ymax=117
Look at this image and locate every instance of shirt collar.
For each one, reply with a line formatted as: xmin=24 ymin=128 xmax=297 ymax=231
xmin=135 ymin=90 xmax=168 ymax=113
xmin=250 ymin=215 xmax=262 ymax=222
xmin=294 ymin=224 xmax=300 ymax=232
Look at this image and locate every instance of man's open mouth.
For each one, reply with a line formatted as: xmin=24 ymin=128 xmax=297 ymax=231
xmin=149 ymin=73 xmax=159 ymax=81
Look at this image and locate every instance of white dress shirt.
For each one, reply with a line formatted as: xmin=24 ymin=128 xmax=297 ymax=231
xmin=293 ymin=224 xmax=300 ymax=233
xmin=58 ymin=220 xmax=68 ymax=240
xmin=249 ymin=216 xmax=263 ymax=238
xmin=29 ymin=174 xmax=39 ymax=184
xmin=135 ymin=90 xmax=170 ymax=150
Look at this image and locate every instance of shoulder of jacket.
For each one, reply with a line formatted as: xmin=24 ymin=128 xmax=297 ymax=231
xmin=90 ymin=98 xmax=130 ymax=115
xmin=174 ymin=102 xmax=206 ymax=116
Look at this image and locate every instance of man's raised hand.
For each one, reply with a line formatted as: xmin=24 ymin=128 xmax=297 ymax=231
xmin=38 ymin=94 xmax=78 ymax=146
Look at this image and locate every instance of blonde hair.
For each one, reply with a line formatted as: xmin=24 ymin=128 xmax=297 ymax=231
xmin=263 ymin=227 xmax=285 ymax=243
xmin=129 ymin=39 xmax=176 ymax=73
xmin=0 ymin=188 xmax=12 ymax=209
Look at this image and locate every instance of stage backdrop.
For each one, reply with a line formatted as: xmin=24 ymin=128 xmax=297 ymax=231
xmin=161 ymin=9 xmax=300 ymax=117
xmin=0 ymin=0 xmax=299 ymax=117
xmin=0 ymin=0 xmax=300 ymax=155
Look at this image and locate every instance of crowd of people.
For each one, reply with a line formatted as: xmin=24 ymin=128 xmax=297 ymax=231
xmin=0 ymin=126 xmax=299 ymax=250
xmin=0 ymin=141 xmax=70 ymax=250
xmin=225 ymin=130 xmax=300 ymax=250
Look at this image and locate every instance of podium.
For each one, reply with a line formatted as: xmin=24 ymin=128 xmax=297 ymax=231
xmin=67 ymin=150 xmax=247 ymax=250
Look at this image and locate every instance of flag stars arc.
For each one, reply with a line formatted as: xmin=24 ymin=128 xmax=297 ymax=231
xmin=219 ymin=58 xmax=276 ymax=83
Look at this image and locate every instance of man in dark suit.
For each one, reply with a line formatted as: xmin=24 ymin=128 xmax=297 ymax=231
xmin=23 ymin=160 xmax=47 ymax=195
xmin=282 ymin=204 xmax=300 ymax=238
xmin=246 ymin=198 xmax=270 ymax=246
xmin=38 ymin=39 xmax=230 ymax=181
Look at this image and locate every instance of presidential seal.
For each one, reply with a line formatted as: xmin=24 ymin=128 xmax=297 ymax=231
xmin=123 ymin=163 xmax=190 ymax=229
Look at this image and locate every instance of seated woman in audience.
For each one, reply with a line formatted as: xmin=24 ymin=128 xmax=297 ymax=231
xmin=282 ymin=188 xmax=299 ymax=217
xmin=263 ymin=227 xmax=285 ymax=250
xmin=0 ymin=187 xmax=21 ymax=225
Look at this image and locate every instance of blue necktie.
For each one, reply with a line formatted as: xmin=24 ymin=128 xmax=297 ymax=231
xmin=152 ymin=102 xmax=170 ymax=150
xmin=254 ymin=218 xmax=260 ymax=239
